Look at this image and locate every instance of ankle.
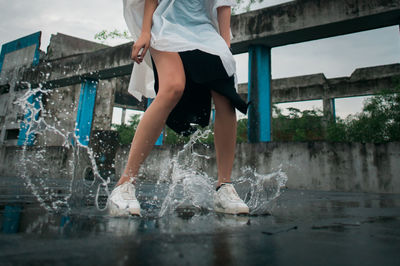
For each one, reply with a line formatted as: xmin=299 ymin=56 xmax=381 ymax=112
xmin=117 ymin=175 xmax=136 ymax=187
xmin=216 ymin=182 xmax=231 ymax=191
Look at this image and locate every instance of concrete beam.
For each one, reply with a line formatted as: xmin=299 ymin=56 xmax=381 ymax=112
xmin=15 ymin=0 xmax=399 ymax=90
xmin=13 ymin=42 xmax=145 ymax=111
xmin=237 ymin=63 xmax=400 ymax=103
xmin=17 ymin=42 xmax=134 ymax=89
xmin=231 ymin=0 xmax=400 ymax=53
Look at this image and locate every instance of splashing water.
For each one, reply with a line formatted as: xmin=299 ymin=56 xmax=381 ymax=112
xmin=156 ymin=129 xmax=288 ymax=217
xmin=158 ymin=129 xmax=215 ymax=217
xmin=236 ymin=166 xmax=288 ymax=215
xmin=15 ymin=84 xmax=288 ymax=217
xmin=14 ymin=84 xmax=110 ymax=214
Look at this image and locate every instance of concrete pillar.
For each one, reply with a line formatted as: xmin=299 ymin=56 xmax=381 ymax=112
xmin=322 ymin=97 xmax=336 ymax=138
xmin=248 ymin=45 xmax=272 ymax=143
xmin=323 ymin=98 xmax=336 ymax=122
xmin=121 ymin=108 xmax=126 ymax=125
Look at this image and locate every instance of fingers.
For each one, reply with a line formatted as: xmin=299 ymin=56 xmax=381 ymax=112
xmin=131 ymin=43 xmax=149 ymax=64
xmin=131 ymin=45 xmax=142 ymax=64
xmin=141 ymin=45 xmax=149 ymax=61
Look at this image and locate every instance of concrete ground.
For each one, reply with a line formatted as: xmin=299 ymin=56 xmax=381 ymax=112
xmin=0 ymin=177 xmax=399 ymax=266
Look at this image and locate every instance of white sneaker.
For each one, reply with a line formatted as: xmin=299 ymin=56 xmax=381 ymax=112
xmin=214 ymin=183 xmax=249 ymax=215
xmin=108 ymin=182 xmax=141 ymax=217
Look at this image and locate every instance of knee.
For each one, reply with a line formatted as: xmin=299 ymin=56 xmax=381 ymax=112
xmin=157 ymin=80 xmax=185 ymax=104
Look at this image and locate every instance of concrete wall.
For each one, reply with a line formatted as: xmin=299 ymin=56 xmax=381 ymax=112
xmin=45 ymin=33 xmax=109 ymax=60
xmin=114 ymin=142 xmax=400 ymax=194
xmin=34 ymin=78 xmax=117 ymax=146
xmin=0 ymin=146 xmax=73 ymax=179
xmin=1 ymin=45 xmax=37 ymax=72
xmin=37 ymin=84 xmax=81 ymax=146
xmin=1 ymin=142 xmax=399 ymax=193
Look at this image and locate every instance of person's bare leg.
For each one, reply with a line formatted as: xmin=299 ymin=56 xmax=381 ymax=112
xmin=116 ymin=50 xmax=185 ymax=186
xmin=211 ymin=91 xmax=237 ymax=188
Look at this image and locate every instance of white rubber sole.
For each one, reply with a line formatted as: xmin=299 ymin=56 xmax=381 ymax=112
xmin=108 ymin=202 xmax=141 ymax=217
xmin=214 ymin=205 xmax=250 ymax=215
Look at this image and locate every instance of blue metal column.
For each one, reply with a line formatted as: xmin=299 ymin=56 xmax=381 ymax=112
xmin=75 ymin=79 xmax=98 ymax=146
xmin=18 ymin=90 xmax=42 ymax=146
xmin=147 ymin=98 xmax=163 ymax=146
xmin=248 ymin=45 xmax=272 ymax=143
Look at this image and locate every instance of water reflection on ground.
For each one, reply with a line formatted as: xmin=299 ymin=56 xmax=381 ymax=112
xmin=1 ymin=184 xmax=400 ymax=266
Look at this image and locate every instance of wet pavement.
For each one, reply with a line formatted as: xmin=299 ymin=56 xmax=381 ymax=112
xmin=1 ymin=177 xmax=400 ymax=266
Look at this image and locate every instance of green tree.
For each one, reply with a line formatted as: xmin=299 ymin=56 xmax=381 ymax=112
xmin=236 ymin=118 xmax=248 ymax=143
xmin=234 ymin=0 xmax=265 ymax=12
xmin=112 ymin=114 xmax=141 ymax=145
xmin=327 ymin=85 xmax=400 ymax=143
xmin=94 ymin=29 xmax=130 ymax=44
xmin=164 ymin=127 xmax=190 ymax=145
xmin=272 ymin=107 xmax=325 ymax=141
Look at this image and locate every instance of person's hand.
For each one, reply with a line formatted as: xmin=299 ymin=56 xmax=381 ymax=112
xmin=131 ymin=32 xmax=151 ymax=64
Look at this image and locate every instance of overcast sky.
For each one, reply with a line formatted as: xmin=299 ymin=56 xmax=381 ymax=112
xmin=1 ymin=0 xmax=399 ymax=120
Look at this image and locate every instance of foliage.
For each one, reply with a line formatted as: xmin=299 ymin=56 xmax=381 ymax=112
xmin=270 ymin=84 xmax=400 ymax=143
xmin=112 ymin=114 xmax=140 ymax=145
xmin=234 ymin=0 xmax=265 ymax=12
xmin=113 ymin=84 xmax=400 ymax=145
xmin=236 ymin=118 xmax=248 ymax=143
xmin=164 ymin=127 xmax=190 ymax=145
xmin=94 ymin=29 xmax=130 ymax=43
xmin=272 ymin=107 xmax=325 ymax=141
xmin=164 ymin=125 xmax=215 ymax=145
xmin=113 ymin=114 xmax=215 ymax=145
xmin=234 ymin=84 xmax=400 ymax=143
xmin=327 ymin=85 xmax=400 ymax=143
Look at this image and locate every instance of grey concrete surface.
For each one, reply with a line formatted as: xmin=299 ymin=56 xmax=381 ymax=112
xmin=231 ymin=0 xmax=400 ymax=53
xmin=1 ymin=141 xmax=399 ymax=194
xmin=0 ymin=178 xmax=399 ymax=266
xmin=45 ymin=33 xmax=109 ymax=60
xmin=116 ymin=142 xmax=400 ymax=194
xmin=237 ymin=64 xmax=400 ymax=103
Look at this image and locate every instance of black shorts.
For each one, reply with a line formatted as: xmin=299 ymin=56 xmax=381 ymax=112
xmin=151 ymin=49 xmax=248 ymax=136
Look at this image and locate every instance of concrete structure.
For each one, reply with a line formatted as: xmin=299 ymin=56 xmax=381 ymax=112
xmin=1 ymin=0 xmax=399 ymax=144
xmin=1 ymin=141 xmax=399 ymax=193
xmin=231 ymin=0 xmax=400 ymax=52
xmin=0 ymin=0 xmax=399 ymax=193
xmin=231 ymin=0 xmax=400 ymax=142
xmin=238 ymin=63 xmax=400 ymax=115
xmin=115 ymin=142 xmax=400 ymax=194
xmin=45 ymin=33 xmax=108 ymax=60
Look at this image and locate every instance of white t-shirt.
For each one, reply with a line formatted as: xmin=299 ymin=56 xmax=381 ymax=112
xmin=123 ymin=0 xmax=237 ymax=100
